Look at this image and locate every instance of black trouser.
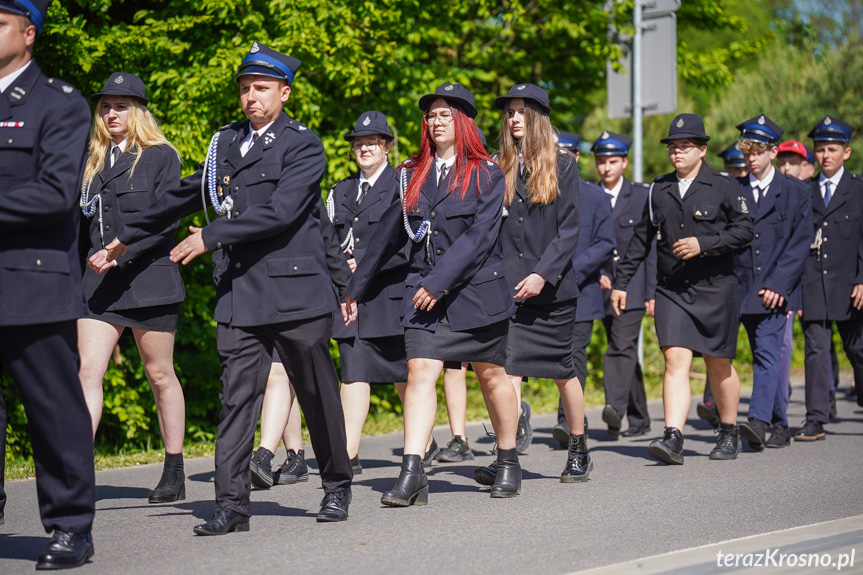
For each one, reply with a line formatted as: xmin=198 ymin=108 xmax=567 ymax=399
xmin=0 ymin=322 xmax=95 ymax=534
xmin=558 ymin=320 xmax=594 ymax=424
xmin=601 ymin=309 xmax=649 ymax=428
xmin=214 ymin=315 xmax=352 ymax=516
xmin=802 ymin=319 xmax=863 ymax=423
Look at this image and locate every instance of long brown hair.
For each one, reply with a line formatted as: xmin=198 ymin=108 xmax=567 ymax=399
xmin=401 ymin=101 xmax=493 ymax=211
xmin=82 ymin=96 xmax=179 ymax=185
xmin=498 ymin=100 xmax=560 ymax=206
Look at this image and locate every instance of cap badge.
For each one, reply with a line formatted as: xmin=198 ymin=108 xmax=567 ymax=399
xmin=517 ymin=85 xmax=526 ymax=90
xmin=793 ymin=143 xmax=799 ymax=149
xmin=444 ymin=84 xmax=454 ymax=91
xmin=362 ymin=116 xmax=371 ymax=126
xmin=251 ymin=42 xmax=260 ymax=54
xmin=824 ymin=116 xmax=832 ymax=126
xmin=601 ymin=131 xmax=610 ymax=139
xmin=758 ymin=115 xmax=766 ymax=125
xmin=114 ymin=75 xmax=124 ymax=85
xmin=676 ymin=118 xmax=684 ymax=128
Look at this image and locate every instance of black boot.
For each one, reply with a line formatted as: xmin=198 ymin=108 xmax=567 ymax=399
xmin=249 ymin=446 xmax=275 ymax=489
xmin=739 ymin=418 xmax=768 ymax=451
xmin=148 ymin=452 xmax=185 ymax=503
xmin=561 ymin=434 xmax=593 ymax=483
xmin=709 ymin=422 xmax=742 ymax=460
xmin=490 ymin=448 xmax=521 ymax=498
xmin=381 ymin=454 xmax=428 ymax=507
xmin=473 ymin=461 xmax=497 ymax=486
xmin=648 ymin=427 xmax=684 ymax=465
xmin=273 ymin=449 xmax=309 ymax=485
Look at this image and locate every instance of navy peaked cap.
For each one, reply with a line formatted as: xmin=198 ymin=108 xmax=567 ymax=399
xmin=808 ymin=115 xmax=854 ymax=143
xmin=592 ymin=130 xmax=632 ymax=156
xmin=661 ymin=113 xmax=710 ymax=143
xmin=235 ymin=41 xmax=301 ymax=85
xmin=345 ymin=111 xmax=393 ymax=141
xmin=418 ymin=83 xmax=478 ymax=119
xmin=736 ymin=114 xmax=784 ymax=145
xmin=717 ymin=143 xmax=746 ymax=168
xmin=0 ymin=0 xmax=49 ymax=33
xmin=90 ymin=72 xmax=149 ymax=106
xmin=556 ymin=131 xmax=582 ymax=150
xmin=495 ymin=83 xmax=551 ymax=115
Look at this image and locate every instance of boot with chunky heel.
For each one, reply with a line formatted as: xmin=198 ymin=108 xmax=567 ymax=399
xmin=561 ymin=434 xmax=593 ymax=483
xmin=490 ymin=448 xmax=521 ymax=498
xmin=381 ymin=454 xmax=428 ymax=507
xmin=148 ymin=452 xmax=186 ymax=503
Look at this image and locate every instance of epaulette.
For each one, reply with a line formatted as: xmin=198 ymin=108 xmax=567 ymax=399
xmin=45 ymin=78 xmax=77 ymax=97
xmin=852 ymin=173 xmax=859 ymax=180
xmin=633 ymin=181 xmax=650 ymax=190
xmin=655 ymin=173 xmax=676 ymax=183
xmin=486 ymin=160 xmax=495 ymax=166
xmin=286 ymin=118 xmax=311 ymax=133
xmin=714 ymin=169 xmax=733 ymax=180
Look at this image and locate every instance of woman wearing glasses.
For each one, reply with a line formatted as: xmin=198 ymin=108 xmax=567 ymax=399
xmin=610 ymin=113 xmax=754 ymax=465
xmin=346 ymin=84 xmax=520 ymax=505
xmin=79 ymin=72 xmax=187 ymax=503
xmin=492 ymin=84 xmax=589 ymax=482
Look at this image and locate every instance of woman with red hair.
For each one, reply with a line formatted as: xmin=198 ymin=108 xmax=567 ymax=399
xmin=346 ymin=83 xmax=520 ymax=505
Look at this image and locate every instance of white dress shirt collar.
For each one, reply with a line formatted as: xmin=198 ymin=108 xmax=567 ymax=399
xmin=0 ymin=60 xmax=32 ymax=94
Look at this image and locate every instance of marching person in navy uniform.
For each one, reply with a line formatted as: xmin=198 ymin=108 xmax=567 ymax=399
xmin=346 ymin=83 xmax=521 ymax=503
xmin=492 ymin=83 xmax=590 ymax=481
xmin=797 ymin=115 xmax=863 ymax=441
xmin=550 ymin=132 xmax=617 ymax=447
xmin=593 ymin=131 xmax=656 ymax=438
xmin=105 ymin=42 xmax=353 ymax=528
xmin=611 ymin=113 xmax=754 ymax=465
xmin=0 ymin=0 xmax=96 ymax=568
xmin=717 ymin=142 xmax=749 ymax=179
xmin=78 ymin=72 xmax=188 ymax=502
xmin=326 ymin=111 xmax=411 ymax=470
xmin=732 ymin=115 xmax=812 ymax=449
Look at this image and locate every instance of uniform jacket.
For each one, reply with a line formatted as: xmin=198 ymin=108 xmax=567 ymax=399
xmin=574 ymin=180 xmax=616 ymax=322
xmin=801 ymin=169 xmax=863 ymax=321
xmin=329 ymin=165 xmax=407 ymax=339
xmin=602 ymin=178 xmax=657 ymax=315
xmin=117 ymin=111 xmax=338 ymax=327
xmin=500 ymin=149 xmax=582 ymax=306
xmin=0 ymin=61 xmax=90 ymax=326
xmin=82 ymin=144 xmax=185 ymax=311
xmin=734 ymin=170 xmax=812 ymax=316
xmin=615 ymin=163 xmax=754 ymax=291
xmin=347 ymin=161 xmax=516 ymax=332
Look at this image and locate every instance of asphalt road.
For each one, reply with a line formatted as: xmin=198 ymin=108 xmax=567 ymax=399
xmin=1 ymin=379 xmax=861 ymax=575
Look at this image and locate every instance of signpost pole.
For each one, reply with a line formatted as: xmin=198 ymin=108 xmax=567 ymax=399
xmin=633 ymin=0 xmax=643 ymax=183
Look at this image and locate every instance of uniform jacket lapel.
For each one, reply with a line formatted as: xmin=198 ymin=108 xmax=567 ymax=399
xmin=810 ymin=177 xmax=826 ymax=216
xmin=754 ymin=175 xmax=780 ymax=222
xmin=98 ymin=149 xmax=134 ymax=186
xmin=613 ymin=178 xmax=632 ymax=216
xmin=824 ymin=170 xmax=852 ymax=217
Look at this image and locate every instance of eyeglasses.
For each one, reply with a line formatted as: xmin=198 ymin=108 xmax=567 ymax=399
xmin=666 ymin=143 xmax=698 ymax=154
xmin=424 ymin=112 xmax=455 ymax=126
xmin=351 ymin=137 xmax=385 ymax=151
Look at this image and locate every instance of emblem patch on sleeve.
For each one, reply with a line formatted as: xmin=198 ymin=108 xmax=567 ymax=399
xmin=737 ymin=196 xmax=749 ymax=214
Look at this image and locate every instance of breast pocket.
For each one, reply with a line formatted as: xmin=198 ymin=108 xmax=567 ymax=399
xmin=446 ymin=200 xmax=478 ymax=219
xmin=834 ymin=212 xmax=861 ymax=239
xmin=0 ymin=127 xmax=36 ymax=179
xmin=2 ymin=250 xmax=72 ymax=317
xmin=266 ymin=255 xmax=324 ymax=313
xmin=472 ymin=264 xmax=510 ymax=316
xmin=116 ymin=176 xmax=150 ymax=214
xmin=692 ymin=204 xmax=718 ymax=232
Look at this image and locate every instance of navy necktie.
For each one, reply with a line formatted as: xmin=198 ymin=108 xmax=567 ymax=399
xmin=358 ymin=181 xmax=370 ymax=206
xmin=824 ymin=181 xmax=832 ymax=206
xmin=111 ymin=146 xmax=120 ymax=167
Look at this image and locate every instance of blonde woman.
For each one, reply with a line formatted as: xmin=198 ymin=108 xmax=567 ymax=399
xmin=79 ymin=72 xmax=186 ymax=503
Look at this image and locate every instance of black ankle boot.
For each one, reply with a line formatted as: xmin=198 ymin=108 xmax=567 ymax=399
xmin=561 ymin=434 xmax=593 ymax=483
xmin=490 ymin=448 xmax=521 ymax=498
xmin=149 ymin=452 xmax=185 ymax=503
xmin=648 ymin=427 xmax=684 ymax=465
xmin=381 ymin=454 xmax=428 ymax=507
xmin=709 ymin=422 xmax=741 ymax=460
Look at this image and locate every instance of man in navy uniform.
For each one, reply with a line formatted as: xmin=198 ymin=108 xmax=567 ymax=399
xmin=551 ymin=132 xmax=616 ymax=446
xmin=717 ymin=142 xmax=749 ymax=179
xmin=797 ymin=116 xmax=863 ymax=441
xmin=106 ymin=42 xmax=353 ymax=530
xmin=593 ymin=131 xmax=656 ymax=438
xmin=733 ymin=115 xmax=812 ymax=449
xmin=0 ymin=0 xmax=96 ymax=568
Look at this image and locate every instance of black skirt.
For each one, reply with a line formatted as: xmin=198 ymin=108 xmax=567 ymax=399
xmin=405 ymin=315 xmax=508 ymax=367
xmin=505 ymin=300 xmax=578 ymax=379
xmin=337 ymin=335 xmax=408 ymax=384
xmin=654 ymin=277 xmax=740 ymax=359
xmin=84 ymin=303 xmax=180 ymax=333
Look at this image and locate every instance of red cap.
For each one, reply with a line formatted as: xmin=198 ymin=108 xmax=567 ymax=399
xmin=777 ymin=140 xmax=808 ymax=160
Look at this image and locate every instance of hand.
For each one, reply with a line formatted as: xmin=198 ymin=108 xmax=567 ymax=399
xmin=513 ymin=273 xmax=546 ymax=300
xmin=796 ymin=309 xmax=803 ymax=318
xmin=170 ymin=226 xmax=209 ymax=265
xmin=104 ymin=237 xmax=128 ymax=262
xmin=852 ymin=284 xmax=863 ymax=310
xmin=645 ymin=299 xmax=655 ymax=318
xmin=343 ymin=297 xmax=358 ymax=325
xmin=610 ymin=289 xmax=627 ymax=316
xmin=88 ymin=249 xmax=117 ymax=274
xmin=758 ymin=288 xmax=785 ymax=310
xmin=413 ymin=287 xmax=438 ymax=311
xmin=672 ymin=237 xmax=701 ymax=260
xmin=599 ymin=275 xmax=613 ymax=290
xmin=347 ymin=258 xmax=357 ymax=273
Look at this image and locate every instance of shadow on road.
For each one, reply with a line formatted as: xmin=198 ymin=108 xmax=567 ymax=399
xmin=0 ymin=534 xmax=48 ymax=561
xmin=95 ymin=485 xmax=151 ymax=501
